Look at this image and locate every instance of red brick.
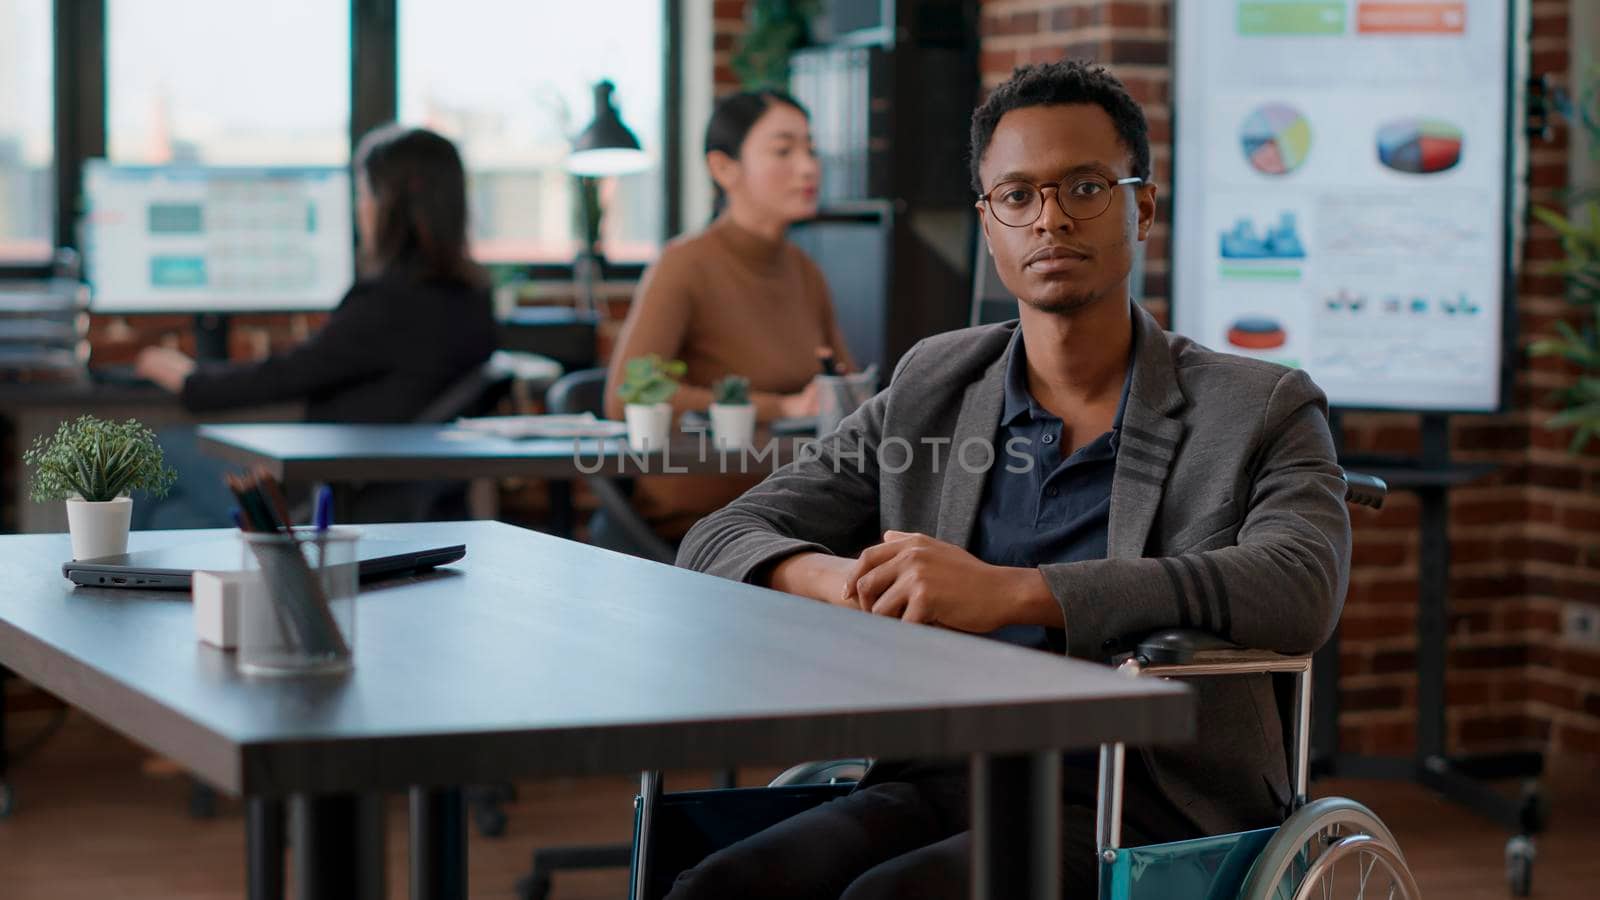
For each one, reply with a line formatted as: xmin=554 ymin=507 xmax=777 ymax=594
xmin=1371 ymin=650 xmax=1416 ymax=674
xmin=1554 ymin=722 xmax=1600 ymax=755
xmin=1343 ymin=685 xmax=1406 ymax=712
xmin=1451 ymin=644 xmax=1530 ymax=670
xmin=1448 ymin=680 xmax=1492 ymax=706
xmin=1459 ymin=714 xmax=1545 ymax=743
xmin=1351 ymin=538 xmax=1411 ymax=567
xmin=1050 ymin=5 xmax=1103 ymax=31
xmin=1338 ymin=614 xmax=1413 ymax=642
xmin=1450 ymin=574 xmax=1524 ymax=601
xmin=1452 ymin=498 xmax=1526 ymax=527
xmin=1106 ymin=2 xmax=1155 ymax=28
xmin=1365 ymin=719 xmax=1418 ymax=757
xmin=1105 ymin=38 xmax=1167 ymax=65
xmin=1560 ymin=505 xmax=1600 ymax=533
xmin=1557 ymin=646 xmax=1600 ymax=680
xmin=1530 ymin=680 xmax=1580 ymax=711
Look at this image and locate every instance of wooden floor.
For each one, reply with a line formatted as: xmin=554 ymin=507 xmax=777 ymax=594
xmin=0 ymin=712 xmax=1594 ymax=899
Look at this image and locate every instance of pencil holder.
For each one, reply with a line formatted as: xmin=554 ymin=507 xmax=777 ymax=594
xmin=236 ymin=527 xmax=359 ymax=677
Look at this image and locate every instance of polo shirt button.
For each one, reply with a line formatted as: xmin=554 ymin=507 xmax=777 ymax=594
xmin=1042 ymin=433 xmax=1055 ymax=445
xmin=1046 ymin=487 xmax=1059 ymax=498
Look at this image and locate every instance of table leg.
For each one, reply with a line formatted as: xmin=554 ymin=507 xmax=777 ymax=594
xmin=246 ymin=797 xmax=285 ymax=900
xmin=970 ymin=751 xmax=1060 ymax=900
xmin=410 ymin=786 xmax=467 ymax=900
xmin=291 ymin=793 xmax=386 ymax=900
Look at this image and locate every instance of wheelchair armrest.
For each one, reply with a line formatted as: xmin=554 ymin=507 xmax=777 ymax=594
xmin=1130 ymin=628 xmax=1243 ymax=665
xmin=1126 ymin=629 xmax=1310 ymax=675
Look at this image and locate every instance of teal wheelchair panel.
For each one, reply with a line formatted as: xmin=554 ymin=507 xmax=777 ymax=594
xmin=1098 ymin=827 xmax=1275 ymax=900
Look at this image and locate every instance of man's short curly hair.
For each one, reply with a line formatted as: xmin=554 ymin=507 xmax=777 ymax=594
xmin=969 ymin=60 xmax=1150 ymax=194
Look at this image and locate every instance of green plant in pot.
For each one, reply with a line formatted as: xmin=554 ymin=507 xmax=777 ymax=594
xmin=24 ymin=416 xmax=177 ymax=560
xmin=710 ymin=374 xmax=756 ymax=450
xmin=617 ymin=354 xmax=686 ymax=452
xmin=1530 ymin=201 xmax=1600 ymax=452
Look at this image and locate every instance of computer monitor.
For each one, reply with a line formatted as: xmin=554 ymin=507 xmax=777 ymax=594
xmin=80 ymin=161 xmax=355 ymax=315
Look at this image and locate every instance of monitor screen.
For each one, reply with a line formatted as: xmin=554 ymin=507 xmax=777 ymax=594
xmin=81 ymin=161 xmax=355 ymax=313
xmin=1171 ymin=0 xmax=1514 ymax=413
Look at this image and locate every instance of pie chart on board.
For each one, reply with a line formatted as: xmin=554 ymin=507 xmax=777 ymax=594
xmin=1376 ymin=118 xmax=1463 ymax=174
xmin=1240 ymin=104 xmax=1312 ymax=176
xmin=1227 ymin=316 xmax=1288 ymax=351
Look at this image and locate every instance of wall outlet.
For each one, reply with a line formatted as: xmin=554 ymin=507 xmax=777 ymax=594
xmin=1562 ymin=603 xmax=1600 ymax=645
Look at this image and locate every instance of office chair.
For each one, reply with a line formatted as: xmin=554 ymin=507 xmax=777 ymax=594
xmin=337 ymin=357 xmax=517 ymax=524
xmin=624 ymin=472 xmax=1407 ymax=900
xmin=542 ymin=368 xmax=675 ymax=563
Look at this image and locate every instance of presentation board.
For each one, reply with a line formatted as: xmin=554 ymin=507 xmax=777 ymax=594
xmin=1172 ymin=1 xmax=1515 ymax=411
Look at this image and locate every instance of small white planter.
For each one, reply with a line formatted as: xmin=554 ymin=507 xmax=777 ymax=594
xmin=710 ymin=403 xmax=756 ymax=450
xmin=65 ymin=496 xmax=133 ymax=561
xmin=624 ymin=402 xmax=673 ymax=452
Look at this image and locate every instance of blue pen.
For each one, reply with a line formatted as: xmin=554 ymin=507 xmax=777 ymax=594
xmin=314 ymin=485 xmax=334 ymax=532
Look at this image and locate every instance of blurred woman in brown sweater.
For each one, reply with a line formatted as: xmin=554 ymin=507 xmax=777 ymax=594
xmin=603 ymin=90 xmax=854 ymax=541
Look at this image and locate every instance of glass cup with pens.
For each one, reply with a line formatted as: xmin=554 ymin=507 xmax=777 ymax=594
xmin=230 ymin=475 xmax=357 ymax=677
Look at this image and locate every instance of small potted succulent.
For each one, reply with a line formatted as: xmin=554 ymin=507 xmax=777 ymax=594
xmin=710 ymin=374 xmax=756 ymax=450
xmin=617 ymin=354 xmax=686 ymax=452
xmin=24 ymin=416 xmax=177 ymax=560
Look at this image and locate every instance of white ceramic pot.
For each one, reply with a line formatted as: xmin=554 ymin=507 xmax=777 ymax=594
xmin=65 ymin=496 xmax=133 ymax=561
xmin=624 ymin=403 xmax=673 ymax=452
xmin=710 ymin=403 xmax=756 ymax=450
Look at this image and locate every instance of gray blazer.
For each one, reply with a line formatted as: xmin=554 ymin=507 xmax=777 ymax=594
xmin=677 ymin=303 xmax=1352 ymax=836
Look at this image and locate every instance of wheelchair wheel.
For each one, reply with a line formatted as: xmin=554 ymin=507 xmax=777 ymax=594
xmin=1238 ymin=797 xmax=1420 ymax=900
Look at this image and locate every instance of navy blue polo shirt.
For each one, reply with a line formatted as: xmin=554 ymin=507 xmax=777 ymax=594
xmin=971 ymin=327 xmax=1131 ymax=652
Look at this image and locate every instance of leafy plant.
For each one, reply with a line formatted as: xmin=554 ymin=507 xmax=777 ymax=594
xmin=1530 ymin=202 xmax=1600 ymax=452
xmin=711 ymin=375 xmax=751 ymax=406
xmin=617 ymin=354 xmax=687 ymax=406
xmin=24 ymin=416 xmax=177 ymax=503
xmin=732 ymin=0 xmax=821 ymax=89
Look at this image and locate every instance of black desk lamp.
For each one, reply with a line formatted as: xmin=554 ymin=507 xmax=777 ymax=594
xmin=566 ymin=81 xmax=650 ymax=315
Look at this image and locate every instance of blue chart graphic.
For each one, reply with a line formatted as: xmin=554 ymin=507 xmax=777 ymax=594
xmin=1220 ymin=212 xmax=1306 ymax=260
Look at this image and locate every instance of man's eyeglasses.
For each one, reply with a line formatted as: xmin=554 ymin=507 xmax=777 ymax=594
xmin=978 ymin=175 xmax=1144 ymax=228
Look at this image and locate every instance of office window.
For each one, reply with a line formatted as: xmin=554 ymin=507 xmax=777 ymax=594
xmin=399 ymin=1 xmax=664 ymax=264
xmin=0 ymin=0 xmax=54 ymax=261
xmin=107 ymin=0 xmax=350 ymax=165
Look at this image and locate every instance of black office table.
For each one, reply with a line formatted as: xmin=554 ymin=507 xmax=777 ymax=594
xmin=0 ymin=520 xmax=1190 ymax=899
xmin=197 ymin=421 xmax=812 ymax=482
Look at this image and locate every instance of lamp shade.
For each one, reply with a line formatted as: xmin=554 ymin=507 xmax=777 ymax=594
xmin=568 ymin=81 xmax=650 ymax=177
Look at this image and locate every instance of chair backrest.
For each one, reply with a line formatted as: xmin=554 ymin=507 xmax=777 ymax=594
xmin=545 ymin=367 xmax=608 ymax=417
xmin=413 ymin=357 xmax=516 ymax=424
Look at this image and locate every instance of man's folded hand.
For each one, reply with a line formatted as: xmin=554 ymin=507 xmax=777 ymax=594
xmin=844 ymin=531 xmax=1056 ymax=634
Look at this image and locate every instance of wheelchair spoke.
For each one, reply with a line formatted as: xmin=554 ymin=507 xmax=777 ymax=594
xmin=1356 ymin=852 xmax=1376 ymax=899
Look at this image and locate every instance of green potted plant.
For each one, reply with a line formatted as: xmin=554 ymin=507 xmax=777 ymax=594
xmin=24 ymin=416 xmax=177 ymax=560
xmin=1530 ymin=201 xmax=1600 ymax=452
xmin=710 ymin=375 xmax=755 ymax=450
xmin=617 ymin=354 xmax=686 ymax=452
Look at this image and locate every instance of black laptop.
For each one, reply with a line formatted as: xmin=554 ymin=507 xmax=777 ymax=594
xmin=62 ymin=537 xmax=466 ymax=590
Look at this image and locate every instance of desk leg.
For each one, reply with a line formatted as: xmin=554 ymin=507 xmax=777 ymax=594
xmin=548 ymin=479 xmax=575 ymax=538
xmin=970 ymin=752 xmax=1060 ymax=900
xmin=410 ymin=786 xmax=467 ymax=900
xmin=291 ymin=793 xmax=386 ymax=900
xmin=246 ymin=797 xmax=285 ymax=900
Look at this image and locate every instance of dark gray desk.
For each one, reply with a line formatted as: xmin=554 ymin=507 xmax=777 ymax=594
xmin=196 ymin=422 xmax=811 ymax=482
xmin=0 ymin=520 xmax=1192 ymax=899
xmin=0 ymin=382 xmax=298 ymax=532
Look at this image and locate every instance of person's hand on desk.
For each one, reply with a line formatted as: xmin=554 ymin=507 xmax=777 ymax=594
xmin=843 ymin=531 xmax=1061 ymax=635
xmin=134 ymin=346 xmax=196 ymax=394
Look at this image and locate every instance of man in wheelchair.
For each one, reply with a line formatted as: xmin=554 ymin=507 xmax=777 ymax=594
xmin=672 ymin=59 xmax=1352 ymax=899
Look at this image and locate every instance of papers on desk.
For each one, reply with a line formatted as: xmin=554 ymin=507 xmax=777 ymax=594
xmin=451 ymin=414 xmax=628 ymax=440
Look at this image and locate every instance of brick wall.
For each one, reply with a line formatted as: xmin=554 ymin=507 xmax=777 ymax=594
xmin=978 ymin=0 xmax=1600 ymax=760
xmin=714 ymin=1 xmax=750 ymax=95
